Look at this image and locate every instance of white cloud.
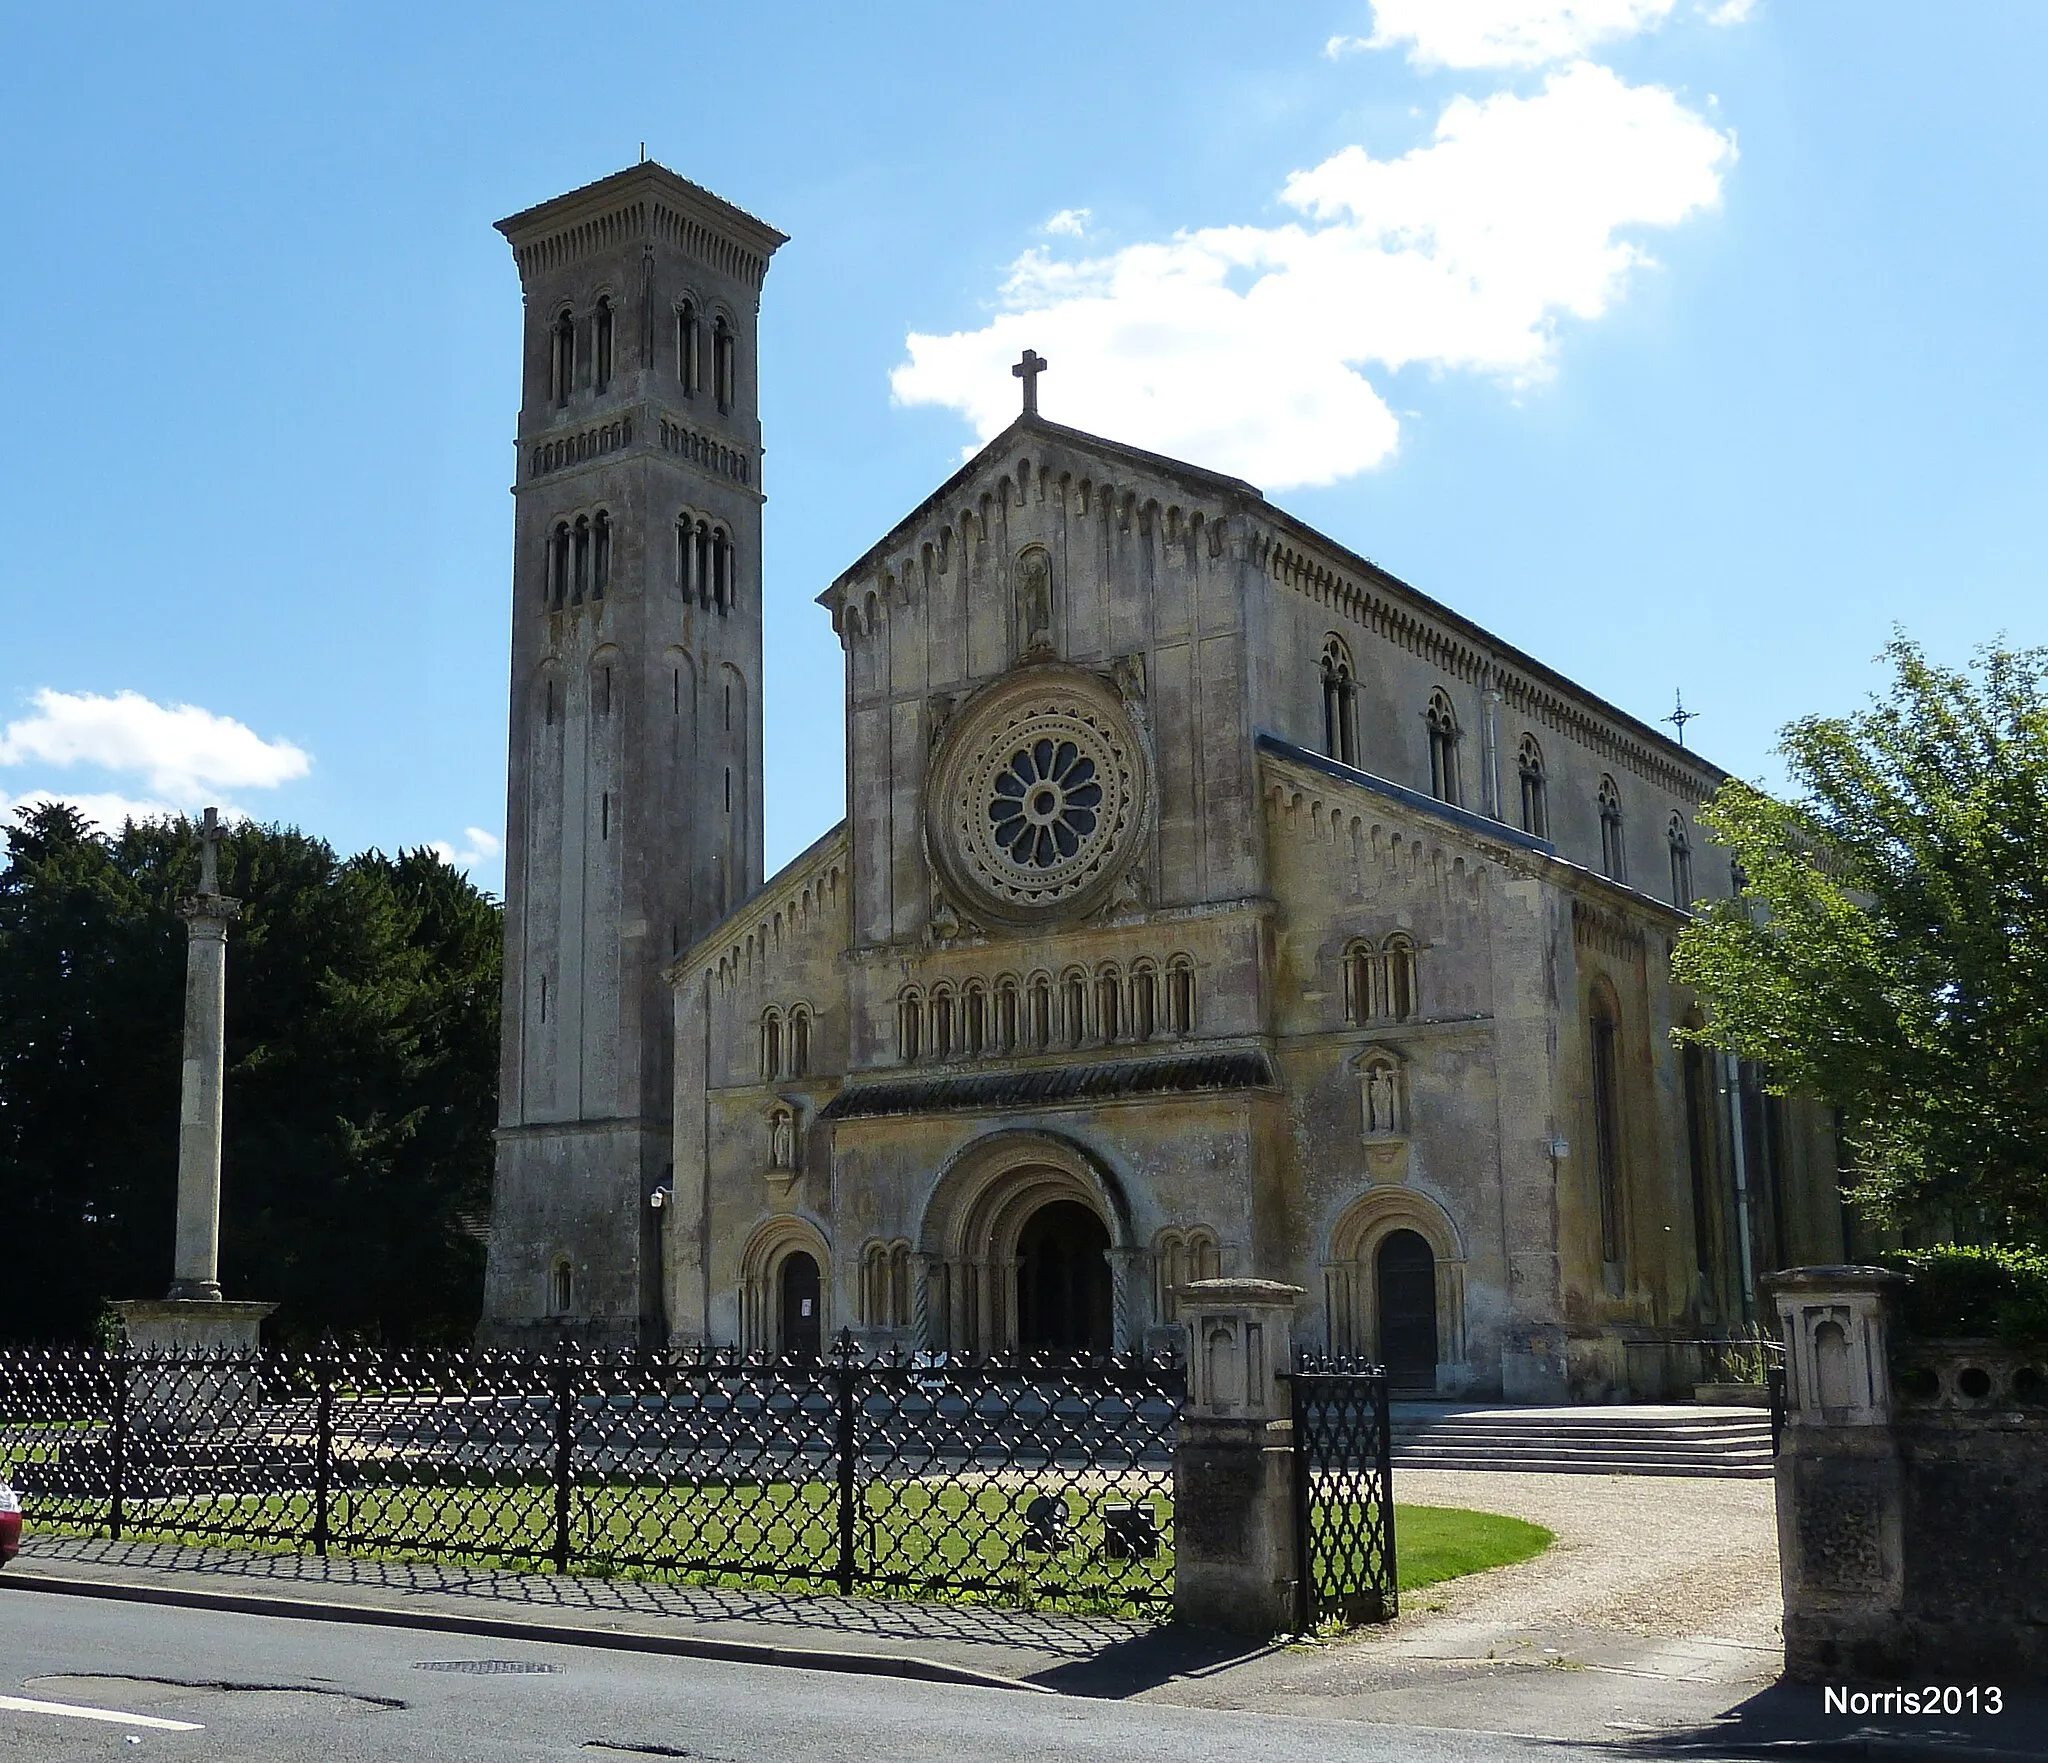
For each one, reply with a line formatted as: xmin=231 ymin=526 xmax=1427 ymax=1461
xmin=1 ymin=787 xmax=183 ymax=835
xmin=1361 ymin=0 xmax=1679 ymax=69
xmin=1705 ymin=0 xmax=1755 ymax=23
xmin=1042 ymin=208 xmax=1092 ymax=238
xmin=0 ymin=689 xmax=310 ymax=802
xmin=430 ymin=826 xmax=501 ymax=872
xmin=892 ymin=61 xmax=1733 ymax=489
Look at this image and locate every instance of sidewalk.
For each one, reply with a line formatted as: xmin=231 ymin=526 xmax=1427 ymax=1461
xmin=6 ymin=1525 xmax=2043 ymax=1760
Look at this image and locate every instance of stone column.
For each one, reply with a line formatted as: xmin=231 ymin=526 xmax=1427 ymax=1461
xmin=1173 ymin=1278 xmax=1303 ymax=1634
xmin=169 ymin=891 xmax=238 ymax=1300
xmin=1762 ymin=1265 xmax=1908 ymax=1681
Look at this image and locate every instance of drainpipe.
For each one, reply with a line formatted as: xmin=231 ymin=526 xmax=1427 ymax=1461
xmin=1480 ymin=685 xmax=1502 ymax=820
xmin=1723 ymin=1051 xmax=1757 ymax=1324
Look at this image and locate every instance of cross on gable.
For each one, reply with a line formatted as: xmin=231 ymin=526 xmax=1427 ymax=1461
xmin=1011 ymin=349 xmax=1048 ymax=416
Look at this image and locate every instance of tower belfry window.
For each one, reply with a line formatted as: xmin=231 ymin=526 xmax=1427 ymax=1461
xmin=677 ymin=301 xmax=700 ymax=396
xmin=572 ymin=516 xmax=590 ymax=603
xmin=551 ymin=310 xmax=576 ymax=406
xmin=713 ymin=315 xmax=735 ymax=412
xmin=593 ymin=297 xmax=614 ymax=393
xmin=548 ymin=522 xmax=570 ymax=609
xmin=592 ymin=510 xmax=611 ymax=601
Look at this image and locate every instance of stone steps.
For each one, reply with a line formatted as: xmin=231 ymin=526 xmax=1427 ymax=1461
xmin=1387 ymin=1404 xmax=1776 ymax=1479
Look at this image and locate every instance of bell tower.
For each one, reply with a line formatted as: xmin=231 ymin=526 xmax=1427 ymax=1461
xmin=482 ymin=165 xmax=785 ymax=1344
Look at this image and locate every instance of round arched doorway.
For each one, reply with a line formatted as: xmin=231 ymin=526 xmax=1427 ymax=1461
xmin=1376 ymin=1229 xmax=1439 ymax=1392
xmin=779 ymin=1250 xmax=823 ymax=1360
xmin=1016 ymin=1200 xmax=1112 ymax=1355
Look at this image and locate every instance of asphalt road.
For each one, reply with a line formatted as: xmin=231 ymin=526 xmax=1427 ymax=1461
xmin=1 ymin=1592 xmax=1739 ymax=1763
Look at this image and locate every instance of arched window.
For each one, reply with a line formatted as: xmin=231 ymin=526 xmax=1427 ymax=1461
xmin=694 ymin=521 xmax=713 ymax=609
xmin=994 ymin=976 xmax=1019 ymax=1053
xmin=962 ymin=980 xmax=987 ymax=1057
xmin=1517 ymin=734 xmax=1548 ymax=839
xmin=549 ymin=522 xmax=570 ymax=609
xmin=1095 ymin=965 xmax=1123 ymax=1042
xmin=1153 ymin=1226 xmax=1221 ymax=1325
xmin=593 ymin=296 xmax=614 ymax=393
xmin=572 ymin=515 xmax=591 ymax=603
xmin=1667 ymin=812 xmax=1693 ymax=907
xmin=761 ymin=1008 xmax=783 ymax=1081
xmin=1383 ymin=934 xmax=1418 ymax=1022
xmin=1028 ymin=972 xmax=1054 ymax=1050
xmin=897 ymin=988 xmax=923 ymax=1062
xmin=712 ymin=528 xmax=731 ymax=613
xmin=549 ymin=1257 xmax=573 ymax=1316
xmin=1320 ymin=636 xmax=1358 ymax=766
xmin=1062 ymin=968 xmax=1089 ymax=1047
xmin=677 ymin=516 xmax=695 ymax=599
xmin=1131 ymin=962 xmax=1159 ymax=1040
xmin=1589 ymin=987 xmax=1625 ymax=1268
xmin=551 ymin=310 xmax=575 ymax=405
xmin=1426 ymin=691 xmax=1462 ymax=805
xmin=677 ymin=300 xmax=700 ymax=395
xmin=713 ymin=315 xmax=735 ymax=412
xmin=1343 ymin=937 xmax=1377 ymax=1024
xmin=1599 ymin=777 xmax=1627 ymax=882
xmin=1166 ymin=955 xmax=1196 ymax=1035
xmin=929 ymin=985 xmax=955 ymax=1060
xmin=789 ymin=1006 xmax=811 ymax=1078
xmin=591 ymin=510 xmax=611 ymax=601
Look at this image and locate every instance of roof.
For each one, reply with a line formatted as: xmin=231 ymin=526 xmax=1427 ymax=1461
xmin=1257 ymin=730 xmax=1559 ymax=857
xmin=818 ymin=1048 xmax=1278 ymax=1122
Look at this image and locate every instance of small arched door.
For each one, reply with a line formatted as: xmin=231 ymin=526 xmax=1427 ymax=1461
xmin=1376 ymin=1229 xmax=1439 ymax=1393
xmin=1016 ymin=1200 xmax=1112 ymax=1355
xmin=779 ymin=1251 xmax=822 ymax=1361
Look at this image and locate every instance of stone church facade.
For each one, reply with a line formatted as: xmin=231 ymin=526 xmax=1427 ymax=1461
xmin=482 ymin=164 xmax=1846 ymax=1401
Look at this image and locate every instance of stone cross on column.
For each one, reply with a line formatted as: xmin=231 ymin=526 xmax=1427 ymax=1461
xmin=1012 ymin=348 xmax=1048 ymax=416
xmin=167 ymin=807 xmax=242 ymax=1302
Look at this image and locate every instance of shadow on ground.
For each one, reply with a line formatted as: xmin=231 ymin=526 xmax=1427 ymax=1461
xmin=1611 ymin=1679 xmax=2048 ymax=1760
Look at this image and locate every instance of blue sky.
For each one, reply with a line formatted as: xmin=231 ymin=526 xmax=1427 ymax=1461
xmin=4 ymin=1 xmax=2044 ymax=893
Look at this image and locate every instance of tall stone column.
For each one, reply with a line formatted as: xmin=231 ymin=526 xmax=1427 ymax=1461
xmin=118 ymin=809 xmax=272 ymax=1364
xmin=1173 ymin=1278 xmax=1304 ymax=1634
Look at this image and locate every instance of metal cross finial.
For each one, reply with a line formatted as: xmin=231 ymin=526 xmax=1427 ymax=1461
xmin=1012 ymin=348 xmax=1048 ymax=417
xmin=198 ymin=805 xmax=222 ymax=895
xmin=1665 ymin=691 xmax=1698 ymax=748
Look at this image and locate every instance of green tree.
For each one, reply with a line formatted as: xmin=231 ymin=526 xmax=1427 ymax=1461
xmin=0 ymin=804 xmax=501 ymax=1342
xmin=1672 ymin=638 xmax=2048 ymax=1244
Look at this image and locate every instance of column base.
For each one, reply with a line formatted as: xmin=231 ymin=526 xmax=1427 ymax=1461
xmin=115 ymin=1298 xmax=275 ymax=1356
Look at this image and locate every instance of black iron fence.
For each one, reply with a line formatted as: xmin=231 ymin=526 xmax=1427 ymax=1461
xmin=1287 ymin=1358 xmax=1396 ymax=1630
xmin=0 ymin=1334 xmax=1182 ymax=1615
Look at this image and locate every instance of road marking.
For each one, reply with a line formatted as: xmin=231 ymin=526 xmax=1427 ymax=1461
xmin=0 ymin=1694 xmax=204 ymax=1731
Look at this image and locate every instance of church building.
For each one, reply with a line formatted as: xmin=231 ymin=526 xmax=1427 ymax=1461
xmin=480 ymin=163 xmax=1846 ymax=1402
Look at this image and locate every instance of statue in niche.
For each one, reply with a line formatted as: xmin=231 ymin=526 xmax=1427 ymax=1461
xmin=769 ymin=1107 xmax=795 ymax=1170
xmin=1363 ymin=1062 xmax=1401 ymax=1136
xmin=1016 ymin=548 xmax=1054 ymax=656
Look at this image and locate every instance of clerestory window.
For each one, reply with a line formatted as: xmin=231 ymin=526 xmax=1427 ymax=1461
xmin=1320 ymin=636 xmax=1358 ymax=766
xmin=1426 ymin=690 xmax=1462 ymax=805
xmin=1517 ymin=734 xmax=1548 ymax=839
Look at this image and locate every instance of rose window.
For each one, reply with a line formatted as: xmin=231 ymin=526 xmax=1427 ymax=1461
xmin=927 ymin=677 xmax=1147 ymax=922
xmin=988 ymin=739 xmax=1102 ymax=870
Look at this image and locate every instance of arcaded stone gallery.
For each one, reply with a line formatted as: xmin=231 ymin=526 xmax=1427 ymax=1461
xmin=480 ymin=163 xmax=1847 ymax=1401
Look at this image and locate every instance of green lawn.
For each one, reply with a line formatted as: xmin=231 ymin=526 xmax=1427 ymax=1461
xmin=1393 ymin=1503 xmax=1553 ymax=1590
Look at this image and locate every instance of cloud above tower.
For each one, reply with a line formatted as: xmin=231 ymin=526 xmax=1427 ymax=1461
xmin=892 ymin=12 xmax=1740 ymax=490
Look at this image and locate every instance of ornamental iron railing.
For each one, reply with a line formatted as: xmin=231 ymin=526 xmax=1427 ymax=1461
xmin=0 ymin=1334 xmax=1181 ymax=1615
xmin=1288 ymin=1356 xmax=1396 ymax=1631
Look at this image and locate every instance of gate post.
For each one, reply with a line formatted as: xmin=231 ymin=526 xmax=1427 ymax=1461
xmin=1172 ymin=1278 xmax=1303 ymax=1634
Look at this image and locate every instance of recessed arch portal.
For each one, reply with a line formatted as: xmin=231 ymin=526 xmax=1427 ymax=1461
xmin=1325 ymin=1188 xmax=1467 ymax=1385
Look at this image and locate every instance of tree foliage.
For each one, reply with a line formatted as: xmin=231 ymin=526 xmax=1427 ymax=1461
xmin=0 ymin=803 xmax=500 ymax=1343
xmin=1672 ymin=638 xmax=2048 ymax=1244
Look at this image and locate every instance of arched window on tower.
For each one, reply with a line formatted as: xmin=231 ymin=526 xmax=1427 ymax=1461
xmin=1667 ymin=812 xmax=1694 ymax=907
xmin=789 ymin=1005 xmax=811 ymax=1078
xmin=1166 ymin=955 xmax=1196 ymax=1035
xmin=549 ymin=1257 xmax=574 ymax=1316
xmin=548 ymin=522 xmax=570 ymax=609
xmin=694 ymin=521 xmax=713 ymax=610
xmin=551 ymin=310 xmax=576 ymax=406
xmin=1517 ymin=734 xmax=1548 ymax=839
xmin=677 ymin=301 xmax=700 ymax=395
xmin=591 ymin=510 xmax=611 ymax=601
xmin=1599 ymin=777 xmax=1627 ymax=882
xmin=571 ymin=516 xmax=591 ymax=604
xmin=1426 ymin=690 xmax=1462 ymax=805
xmin=712 ymin=528 xmax=731 ymax=613
xmin=1320 ymin=636 xmax=1359 ymax=766
xmin=1383 ymin=934 xmax=1418 ymax=1021
xmin=593 ymin=296 xmax=614 ymax=393
xmin=760 ymin=1008 xmax=783 ymax=1081
xmin=713 ymin=315 xmax=735 ymax=412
